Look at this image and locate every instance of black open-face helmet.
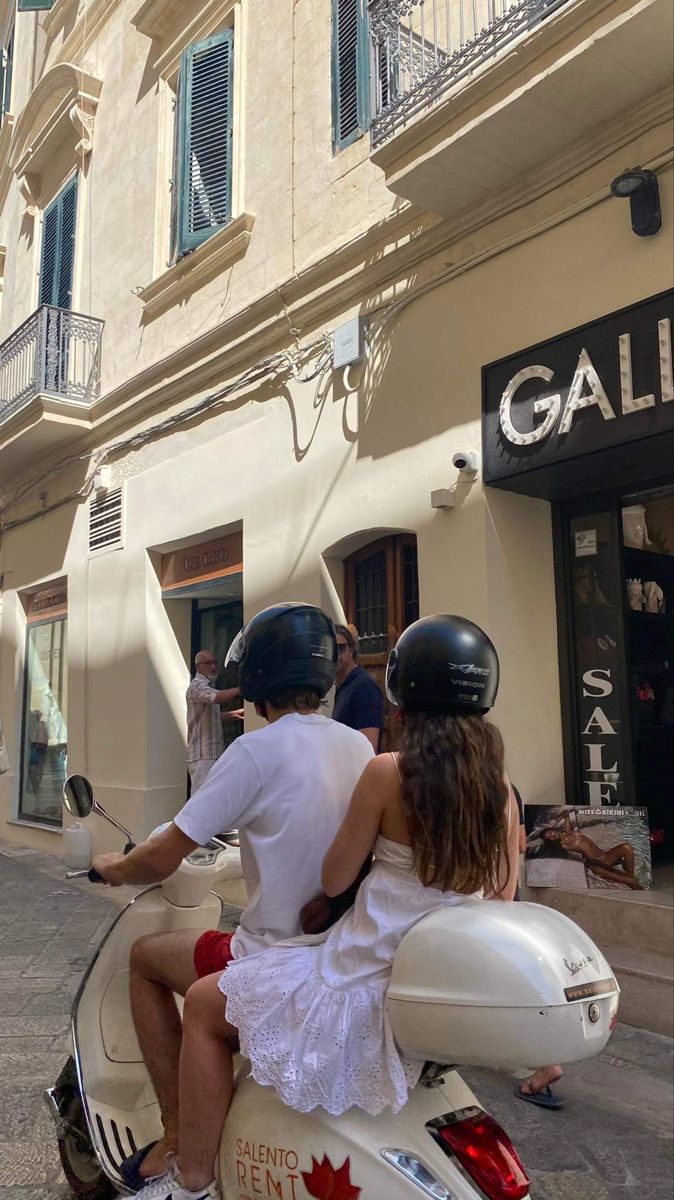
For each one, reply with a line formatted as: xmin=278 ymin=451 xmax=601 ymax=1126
xmin=385 ymin=614 xmax=499 ymax=713
xmin=225 ymin=602 xmax=337 ymax=703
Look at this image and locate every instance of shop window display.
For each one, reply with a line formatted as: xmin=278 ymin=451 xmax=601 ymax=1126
xmin=559 ymin=484 xmax=674 ymax=868
xmin=19 ymin=618 xmax=68 ymax=825
xmin=622 ymin=485 xmax=674 ymax=861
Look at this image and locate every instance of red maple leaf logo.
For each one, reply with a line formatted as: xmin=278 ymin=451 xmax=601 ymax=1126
xmin=301 ymin=1154 xmax=361 ymax=1200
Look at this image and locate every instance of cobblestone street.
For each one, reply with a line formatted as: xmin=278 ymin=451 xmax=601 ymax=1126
xmin=0 ymin=839 xmax=672 ymax=1199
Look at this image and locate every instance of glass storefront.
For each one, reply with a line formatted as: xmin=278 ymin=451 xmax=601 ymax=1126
xmin=556 ymin=482 xmax=674 ymax=864
xmin=623 ymin=484 xmax=674 ymax=863
xmin=19 ymin=616 xmax=68 ymax=825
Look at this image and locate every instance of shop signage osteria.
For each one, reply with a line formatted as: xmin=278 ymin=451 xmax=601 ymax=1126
xmin=161 ymin=531 xmax=243 ymax=591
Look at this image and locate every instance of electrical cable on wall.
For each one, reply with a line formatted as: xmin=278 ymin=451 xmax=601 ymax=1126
xmin=0 ymin=332 xmax=334 ymax=535
xmin=10 ymin=126 xmax=664 ymax=537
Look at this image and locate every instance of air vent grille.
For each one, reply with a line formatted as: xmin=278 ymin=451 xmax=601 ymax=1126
xmin=89 ymin=487 xmax=123 ymax=554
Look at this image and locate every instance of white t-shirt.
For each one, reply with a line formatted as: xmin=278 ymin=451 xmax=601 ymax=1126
xmin=174 ymin=712 xmax=374 ymax=958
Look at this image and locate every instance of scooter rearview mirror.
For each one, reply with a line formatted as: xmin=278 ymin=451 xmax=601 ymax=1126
xmin=63 ymin=775 xmax=95 ymax=819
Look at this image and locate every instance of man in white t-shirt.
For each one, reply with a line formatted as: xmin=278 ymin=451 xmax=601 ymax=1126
xmin=92 ymin=604 xmax=373 ymax=1189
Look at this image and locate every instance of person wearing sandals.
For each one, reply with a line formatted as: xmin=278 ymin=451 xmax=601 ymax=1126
xmin=128 ymin=615 xmax=520 ymax=1200
xmin=512 ymin=784 xmax=564 ymax=1111
xmin=91 ymin=603 xmax=374 ymax=1192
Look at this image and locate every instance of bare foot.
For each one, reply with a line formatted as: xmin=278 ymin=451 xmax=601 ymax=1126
xmin=521 ymin=1064 xmax=563 ymax=1095
xmin=141 ymin=1138 xmax=177 ymax=1179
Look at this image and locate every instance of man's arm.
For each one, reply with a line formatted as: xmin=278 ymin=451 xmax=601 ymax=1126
xmin=322 ymin=757 xmax=386 ymax=897
xmin=358 ymin=727 xmax=380 ymax=752
xmin=350 ymin=680 xmax=384 ymax=753
xmin=93 ymin=823 xmax=197 ymax=887
xmin=191 ymin=677 xmax=240 ymax=706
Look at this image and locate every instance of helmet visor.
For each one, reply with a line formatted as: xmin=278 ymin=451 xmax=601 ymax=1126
xmin=385 ymin=648 xmax=400 ymax=706
xmin=225 ymin=629 xmax=247 ymax=667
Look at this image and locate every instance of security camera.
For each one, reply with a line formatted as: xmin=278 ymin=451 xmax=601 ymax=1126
xmin=452 ymin=450 xmax=479 ymax=476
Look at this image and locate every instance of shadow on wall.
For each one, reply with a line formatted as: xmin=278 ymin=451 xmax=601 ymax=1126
xmin=357 ymin=283 xmax=478 ymax=462
xmin=0 ymin=485 xmax=84 ymax=586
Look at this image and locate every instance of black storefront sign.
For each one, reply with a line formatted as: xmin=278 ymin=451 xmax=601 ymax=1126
xmin=482 ymin=291 xmax=674 ymax=500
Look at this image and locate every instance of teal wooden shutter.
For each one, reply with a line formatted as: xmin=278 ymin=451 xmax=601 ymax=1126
xmin=177 ymin=29 xmax=234 ymax=256
xmin=1 ymin=28 xmax=13 ymax=121
xmin=332 ymin=0 xmax=369 ymax=149
xmin=18 ymin=2 xmax=56 ymax=11
xmin=40 ymin=177 xmax=78 ymax=310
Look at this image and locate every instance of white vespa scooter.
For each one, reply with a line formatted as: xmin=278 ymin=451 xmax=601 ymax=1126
xmin=47 ymin=775 xmax=620 ymax=1200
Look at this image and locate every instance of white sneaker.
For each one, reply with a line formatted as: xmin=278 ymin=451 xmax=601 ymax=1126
xmin=133 ymin=1156 xmax=220 ymax=1200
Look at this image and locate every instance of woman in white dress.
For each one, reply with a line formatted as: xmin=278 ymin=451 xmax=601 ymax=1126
xmin=136 ymin=615 xmax=520 ymax=1200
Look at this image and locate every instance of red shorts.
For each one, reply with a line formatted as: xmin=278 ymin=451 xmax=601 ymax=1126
xmin=193 ymin=930 xmax=236 ymax=978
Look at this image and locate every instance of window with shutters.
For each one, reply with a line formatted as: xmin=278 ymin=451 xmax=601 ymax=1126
xmin=345 ymin=535 xmax=419 ymax=655
xmin=332 ymin=0 xmax=370 ymax=149
xmin=344 ymin=534 xmax=419 ymax=752
xmin=173 ymin=29 xmax=234 ymax=259
xmin=1 ymin=25 xmax=13 ymax=123
xmin=40 ymin=176 xmax=78 ymax=310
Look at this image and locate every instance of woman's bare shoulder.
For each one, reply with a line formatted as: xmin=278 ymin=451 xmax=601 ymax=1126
xmin=354 ymin=753 xmax=402 ymax=802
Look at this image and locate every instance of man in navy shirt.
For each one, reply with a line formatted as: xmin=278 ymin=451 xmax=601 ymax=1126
xmin=331 ymin=625 xmax=384 ymax=752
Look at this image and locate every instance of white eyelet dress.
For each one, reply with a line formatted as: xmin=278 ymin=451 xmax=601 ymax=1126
xmin=218 ymin=834 xmax=481 ymax=1116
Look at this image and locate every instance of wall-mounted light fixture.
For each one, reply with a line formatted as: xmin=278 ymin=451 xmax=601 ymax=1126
xmin=610 ymin=167 xmax=662 ymax=237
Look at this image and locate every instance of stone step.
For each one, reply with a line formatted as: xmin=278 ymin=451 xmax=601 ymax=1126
xmin=601 ymin=944 xmax=674 ymax=1038
xmin=523 ymin=886 xmax=674 ymax=957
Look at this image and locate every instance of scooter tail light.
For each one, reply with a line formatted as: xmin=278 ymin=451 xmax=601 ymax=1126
xmin=432 ymin=1110 xmax=529 ymax=1200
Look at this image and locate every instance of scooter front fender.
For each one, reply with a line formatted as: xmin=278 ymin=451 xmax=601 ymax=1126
xmin=71 ymin=884 xmax=223 ymax=1192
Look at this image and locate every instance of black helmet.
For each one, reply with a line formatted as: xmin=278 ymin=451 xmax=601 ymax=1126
xmin=385 ymin=615 xmax=499 ymax=712
xmin=225 ymin=602 xmax=337 ymax=703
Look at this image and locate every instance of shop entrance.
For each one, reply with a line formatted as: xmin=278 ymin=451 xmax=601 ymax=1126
xmin=158 ymin=528 xmax=244 ymax=795
xmin=192 ymin=596 xmax=243 ymax=755
xmin=555 ymin=483 xmax=674 ymax=865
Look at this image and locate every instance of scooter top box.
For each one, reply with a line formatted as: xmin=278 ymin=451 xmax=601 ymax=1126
xmin=386 ymin=900 xmax=619 ymax=1071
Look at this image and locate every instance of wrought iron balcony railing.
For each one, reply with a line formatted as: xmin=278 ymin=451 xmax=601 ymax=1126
xmin=369 ymin=0 xmax=569 ymax=146
xmin=0 ymin=304 xmax=104 ymax=428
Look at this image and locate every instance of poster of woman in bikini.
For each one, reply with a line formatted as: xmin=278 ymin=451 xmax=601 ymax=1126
xmin=525 ymin=805 xmax=651 ymax=891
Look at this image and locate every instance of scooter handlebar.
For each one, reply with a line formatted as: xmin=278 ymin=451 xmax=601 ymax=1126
xmin=65 ymin=844 xmax=134 ymax=883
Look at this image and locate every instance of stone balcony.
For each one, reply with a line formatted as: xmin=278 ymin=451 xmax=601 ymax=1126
xmin=369 ymin=0 xmax=673 ymax=220
xmin=0 ymin=304 xmax=103 ymax=476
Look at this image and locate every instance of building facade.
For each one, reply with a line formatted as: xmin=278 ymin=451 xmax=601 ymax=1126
xmin=0 ymin=0 xmax=672 ymax=860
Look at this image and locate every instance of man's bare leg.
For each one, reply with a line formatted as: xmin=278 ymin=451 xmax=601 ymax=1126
xmin=129 ymin=930 xmax=202 ymax=1178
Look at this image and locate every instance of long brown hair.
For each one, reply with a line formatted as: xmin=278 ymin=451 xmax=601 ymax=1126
xmin=399 ymin=710 xmax=509 ymax=894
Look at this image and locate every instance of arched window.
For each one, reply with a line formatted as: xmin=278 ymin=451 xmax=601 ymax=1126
xmin=345 ymin=534 xmax=419 ymax=654
xmin=344 ymin=535 xmax=419 ymax=750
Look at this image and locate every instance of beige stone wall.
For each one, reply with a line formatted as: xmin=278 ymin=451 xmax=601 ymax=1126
xmin=0 ymin=0 xmax=672 ymax=852
xmin=0 ymin=0 xmax=397 ymax=390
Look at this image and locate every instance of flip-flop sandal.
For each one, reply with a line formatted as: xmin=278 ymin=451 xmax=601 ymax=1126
xmin=515 ymin=1082 xmax=564 ymax=1110
xmin=119 ymin=1141 xmax=160 ymax=1191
